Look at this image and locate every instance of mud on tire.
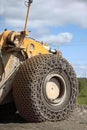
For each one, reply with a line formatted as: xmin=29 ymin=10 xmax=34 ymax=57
xmin=13 ymin=54 xmax=78 ymax=122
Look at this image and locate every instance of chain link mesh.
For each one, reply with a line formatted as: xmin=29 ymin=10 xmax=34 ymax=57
xmin=13 ymin=54 xmax=78 ymax=122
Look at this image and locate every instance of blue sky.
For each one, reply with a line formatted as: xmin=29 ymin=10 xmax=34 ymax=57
xmin=47 ymin=24 xmax=87 ymax=77
xmin=0 ymin=0 xmax=87 ymax=77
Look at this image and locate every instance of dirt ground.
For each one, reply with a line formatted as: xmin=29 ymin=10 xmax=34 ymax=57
xmin=0 ymin=106 xmax=87 ymax=130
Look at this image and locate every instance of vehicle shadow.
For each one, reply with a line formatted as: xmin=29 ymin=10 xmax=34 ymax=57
xmin=0 ymin=113 xmax=27 ymax=123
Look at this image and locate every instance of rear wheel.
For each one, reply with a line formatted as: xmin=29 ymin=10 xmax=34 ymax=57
xmin=13 ymin=54 xmax=78 ymax=122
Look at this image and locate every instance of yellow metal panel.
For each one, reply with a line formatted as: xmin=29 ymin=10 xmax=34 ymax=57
xmin=23 ymin=38 xmax=49 ymax=57
xmin=0 ymin=30 xmax=11 ymax=47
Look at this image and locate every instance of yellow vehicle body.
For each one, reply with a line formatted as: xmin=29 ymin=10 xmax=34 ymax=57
xmin=0 ymin=30 xmax=49 ymax=57
xmin=0 ymin=30 xmax=50 ymax=104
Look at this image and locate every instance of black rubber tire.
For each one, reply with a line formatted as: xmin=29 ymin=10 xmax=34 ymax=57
xmin=13 ymin=54 xmax=78 ymax=122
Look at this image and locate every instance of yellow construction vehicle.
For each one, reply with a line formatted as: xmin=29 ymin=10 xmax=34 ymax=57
xmin=0 ymin=0 xmax=78 ymax=122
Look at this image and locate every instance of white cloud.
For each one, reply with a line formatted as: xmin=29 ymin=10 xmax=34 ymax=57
xmin=0 ymin=0 xmax=87 ymax=28
xmin=73 ymin=64 xmax=87 ymax=77
xmin=0 ymin=0 xmax=87 ymax=44
xmin=74 ymin=64 xmax=87 ymax=70
xmin=38 ymin=32 xmax=73 ymax=45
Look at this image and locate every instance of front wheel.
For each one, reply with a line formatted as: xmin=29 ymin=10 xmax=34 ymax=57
xmin=13 ymin=54 xmax=78 ymax=122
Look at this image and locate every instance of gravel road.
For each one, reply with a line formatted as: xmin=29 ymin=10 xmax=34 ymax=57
xmin=0 ymin=106 xmax=87 ymax=130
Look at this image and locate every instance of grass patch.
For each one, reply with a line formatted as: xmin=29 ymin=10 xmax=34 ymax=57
xmin=78 ymin=78 xmax=87 ymax=105
xmin=78 ymin=97 xmax=87 ymax=105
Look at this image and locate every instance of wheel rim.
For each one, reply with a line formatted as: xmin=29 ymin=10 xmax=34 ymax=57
xmin=43 ymin=73 xmax=67 ymax=106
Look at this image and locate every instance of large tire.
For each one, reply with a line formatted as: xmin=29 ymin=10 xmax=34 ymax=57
xmin=13 ymin=54 xmax=78 ymax=122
